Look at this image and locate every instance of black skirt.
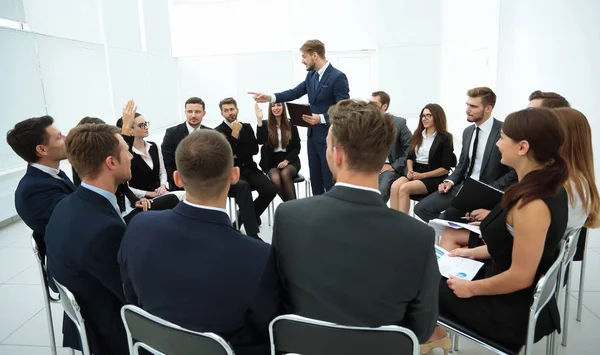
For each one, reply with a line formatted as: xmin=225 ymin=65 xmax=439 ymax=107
xmin=269 ymin=152 xmax=300 ymax=172
xmin=413 ymin=162 xmax=447 ymax=194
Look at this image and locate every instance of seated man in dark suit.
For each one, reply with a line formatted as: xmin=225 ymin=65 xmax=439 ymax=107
xmin=45 ymin=123 xmax=132 ymax=355
xmin=215 ymin=97 xmax=276 ymax=232
xmin=7 ymin=116 xmax=75 ymax=261
xmin=415 ymin=87 xmax=517 ymax=223
xmin=119 ymin=130 xmax=280 ymax=355
xmin=272 ymin=100 xmax=440 ymax=344
xmin=162 ymin=97 xmax=261 ymax=238
xmin=370 ymin=91 xmax=412 ymax=202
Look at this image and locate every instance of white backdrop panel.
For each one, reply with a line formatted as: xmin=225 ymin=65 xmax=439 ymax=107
xmin=108 ymin=47 xmax=151 ymax=125
xmin=375 ymin=0 xmax=442 ymax=47
xmin=377 ymin=45 xmax=441 ymax=130
xmin=23 ymin=0 xmax=102 ymax=43
xmin=102 ymin=0 xmax=142 ymax=51
xmin=147 ymin=54 xmax=180 ymax=129
xmin=143 ymin=0 xmax=172 ymax=55
xmin=0 ymin=0 xmax=26 ymax=22
xmin=177 ymin=55 xmax=237 ymax=128
xmin=0 ymin=28 xmax=46 ymax=172
xmin=36 ymin=35 xmax=113 ymax=130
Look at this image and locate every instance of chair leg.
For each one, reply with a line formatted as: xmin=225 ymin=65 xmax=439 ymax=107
xmin=268 ymin=201 xmax=272 ymax=226
xmin=453 ymin=333 xmax=459 ymax=351
xmin=562 ymin=266 xmax=573 ymax=346
xmin=44 ymin=301 xmax=58 ymax=355
xmin=577 ymin=238 xmax=588 ymax=322
xmin=69 ymin=349 xmax=75 ymax=355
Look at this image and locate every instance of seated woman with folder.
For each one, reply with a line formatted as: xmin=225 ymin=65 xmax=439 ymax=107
xmin=389 ymin=104 xmax=454 ymax=214
xmin=255 ymin=103 xmax=301 ymax=201
xmin=422 ymin=108 xmax=569 ymax=353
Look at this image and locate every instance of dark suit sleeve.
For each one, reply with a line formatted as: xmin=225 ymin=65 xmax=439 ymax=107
xmin=161 ymin=129 xmax=179 ymax=191
xmin=235 ymin=125 xmax=259 ymax=162
xmin=447 ymin=128 xmax=470 ymax=184
xmin=84 ymin=223 xmax=127 ymax=303
xmin=440 ymin=135 xmax=455 ymax=171
xmin=27 ymin=184 xmax=71 ymax=227
xmin=322 ymin=73 xmax=350 ymax=123
xmin=285 ymin=126 xmax=301 ymax=163
xmin=215 ymin=125 xmax=240 ymax=152
xmin=117 ymin=231 xmax=138 ymax=305
xmin=391 ymin=122 xmax=413 ymax=172
xmin=275 ymin=80 xmax=308 ymax=103
xmin=256 ymin=120 xmax=268 ymax=145
xmin=122 ymin=134 xmax=134 ymax=150
xmin=272 ymin=206 xmax=291 ymax=310
xmin=248 ymin=248 xmax=281 ymax=335
xmin=403 ymin=229 xmax=439 ymax=343
xmin=490 ymin=168 xmax=517 ymax=191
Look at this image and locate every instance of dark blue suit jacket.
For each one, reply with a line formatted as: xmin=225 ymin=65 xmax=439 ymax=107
xmin=45 ymin=187 xmax=128 ymax=355
xmin=118 ymin=202 xmax=281 ymax=355
xmin=275 ymin=64 xmax=349 ymax=142
xmin=14 ymin=165 xmax=76 ymax=258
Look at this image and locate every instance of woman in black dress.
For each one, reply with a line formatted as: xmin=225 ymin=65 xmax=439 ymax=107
xmin=390 ymin=104 xmax=453 ymax=213
xmin=422 ymin=108 xmax=569 ymax=354
xmin=255 ymin=103 xmax=301 ymax=201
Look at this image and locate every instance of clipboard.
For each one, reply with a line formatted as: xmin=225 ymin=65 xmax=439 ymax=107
xmin=451 ymin=177 xmax=504 ymax=212
xmin=286 ymin=102 xmax=315 ymax=127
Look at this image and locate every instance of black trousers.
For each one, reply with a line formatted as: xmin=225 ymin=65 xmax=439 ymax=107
xmin=123 ymin=194 xmax=180 ymax=224
xmin=228 ymin=180 xmax=260 ymax=235
xmin=414 ymin=183 xmax=465 ymax=222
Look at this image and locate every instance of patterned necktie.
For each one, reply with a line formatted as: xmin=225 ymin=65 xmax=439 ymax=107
xmin=57 ymin=170 xmax=77 ymax=191
xmin=466 ymin=127 xmax=480 ymax=178
xmin=314 ymin=72 xmax=319 ymax=92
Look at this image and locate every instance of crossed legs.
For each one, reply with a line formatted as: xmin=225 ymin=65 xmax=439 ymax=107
xmin=268 ymin=165 xmax=298 ymax=201
xmin=390 ymin=177 xmax=428 ymax=214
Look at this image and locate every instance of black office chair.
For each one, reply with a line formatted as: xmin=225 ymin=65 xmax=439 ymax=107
xmin=269 ymin=314 xmax=419 ymax=355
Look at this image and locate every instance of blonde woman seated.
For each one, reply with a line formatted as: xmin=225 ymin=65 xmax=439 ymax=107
xmin=423 ymin=108 xmax=569 ymax=353
xmin=390 ymin=104 xmax=453 ymax=213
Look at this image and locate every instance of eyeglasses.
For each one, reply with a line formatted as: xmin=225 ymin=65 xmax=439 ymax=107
xmin=420 ymin=113 xmax=433 ymax=119
xmin=135 ymin=121 xmax=150 ymax=129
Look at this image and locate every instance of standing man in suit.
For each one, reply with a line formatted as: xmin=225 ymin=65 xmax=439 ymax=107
xmin=414 ymin=87 xmax=517 ymax=223
xmin=162 ymin=97 xmax=261 ymax=238
xmin=7 ymin=116 xmax=75 ymax=260
xmin=250 ymin=39 xmax=350 ymax=195
xmin=45 ymin=123 xmax=132 ymax=355
xmin=370 ymin=91 xmax=412 ymax=202
xmin=215 ymin=97 xmax=276 ymax=231
xmin=119 ymin=130 xmax=280 ymax=355
xmin=272 ymin=100 xmax=439 ymax=344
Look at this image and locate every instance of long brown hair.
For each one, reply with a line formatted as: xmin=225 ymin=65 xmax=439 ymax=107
xmin=501 ymin=108 xmax=568 ymax=209
xmin=267 ymin=103 xmax=291 ymax=148
xmin=408 ymin=103 xmax=452 ymax=156
xmin=554 ymin=108 xmax=600 ymax=227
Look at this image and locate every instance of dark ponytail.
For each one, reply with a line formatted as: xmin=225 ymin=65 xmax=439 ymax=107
xmin=500 ymin=108 xmax=569 ymax=209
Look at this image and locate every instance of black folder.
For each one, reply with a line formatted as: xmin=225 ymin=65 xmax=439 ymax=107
xmin=286 ymin=102 xmax=315 ymax=127
xmin=451 ymin=177 xmax=504 ymax=212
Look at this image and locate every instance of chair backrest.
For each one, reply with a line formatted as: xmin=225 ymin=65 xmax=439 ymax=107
xmin=120 ymin=305 xmax=235 ymax=355
xmin=524 ymin=240 xmax=567 ymax=353
xmin=53 ymin=278 xmax=91 ymax=355
xmin=30 ymin=236 xmax=60 ymax=303
xmin=561 ymin=229 xmax=581 ymax=279
xmin=269 ymin=314 xmax=420 ymax=355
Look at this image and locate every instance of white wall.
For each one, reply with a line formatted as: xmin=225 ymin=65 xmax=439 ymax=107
xmin=0 ymin=0 xmax=178 ymax=222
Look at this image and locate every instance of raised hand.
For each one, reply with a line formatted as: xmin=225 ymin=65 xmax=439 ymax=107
xmin=255 ymin=103 xmax=263 ymax=121
xmin=122 ymin=99 xmax=137 ymax=132
xmin=248 ymin=92 xmax=272 ymax=103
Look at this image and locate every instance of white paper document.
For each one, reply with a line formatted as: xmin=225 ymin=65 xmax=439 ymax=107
xmin=428 ymin=218 xmax=481 ymax=236
xmin=434 ymin=245 xmax=484 ymax=281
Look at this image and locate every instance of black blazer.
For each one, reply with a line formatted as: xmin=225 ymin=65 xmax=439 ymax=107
xmin=256 ymin=120 xmax=301 ymax=173
xmin=448 ymin=118 xmax=516 ymax=190
xmin=161 ymin=122 xmax=211 ymax=191
xmin=129 ymin=141 xmax=161 ymax=192
xmin=45 ymin=187 xmax=128 ymax=355
xmin=406 ymin=132 xmax=455 ymax=172
xmin=215 ymin=122 xmax=260 ymax=176
xmin=272 ymin=185 xmax=440 ymax=343
xmin=14 ymin=165 xmax=76 ymax=259
xmin=118 ymin=202 xmax=281 ymax=355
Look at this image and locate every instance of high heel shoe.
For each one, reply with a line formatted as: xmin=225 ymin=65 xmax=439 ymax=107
xmin=420 ymin=334 xmax=451 ymax=355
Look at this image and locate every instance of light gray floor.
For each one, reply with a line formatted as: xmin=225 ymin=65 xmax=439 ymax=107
xmin=1 ymin=203 xmax=599 ymax=354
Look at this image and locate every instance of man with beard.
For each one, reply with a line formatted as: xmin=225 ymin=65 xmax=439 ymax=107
xmin=414 ymin=87 xmax=516 ymax=223
xmin=215 ymin=97 xmax=276 ymax=237
xmin=249 ymin=40 xmax=350 ymax=195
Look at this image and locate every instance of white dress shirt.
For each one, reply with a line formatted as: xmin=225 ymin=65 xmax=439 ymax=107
xmin=335 ymin=182 xmax=381 ymax=195
xmin=183 ymin=199 xmax=228 ymax=215
xmin=415 ymin=130 xmax=437 ymax=165
xmin=566 ymin=179 xmax=589 ymax=235
xmin=271 ymin=61 xmax=330 ymax=124
xmin=129 ymin=141 xmax=169 ymax=199
xmin=467 ymin=117 xmax=494 ymax=181
xmin=30 ymin=163 xmax=62 ymax=180
xmin=186 ymin=121 xmax=199 ymax=134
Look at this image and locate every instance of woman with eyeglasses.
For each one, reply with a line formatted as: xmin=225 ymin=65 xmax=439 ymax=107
xmin=389 ymin=104 xmax=454 ymax=214
xmin=117 ymin=113 xmax=168 ymax=199
xmin=255 ymin=103 xmax=301 ymax=201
